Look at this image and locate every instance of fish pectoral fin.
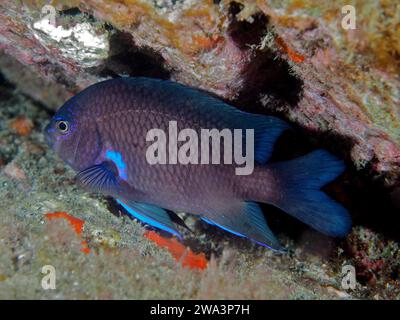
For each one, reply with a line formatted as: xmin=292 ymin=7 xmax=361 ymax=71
xmin=116 ymin=199 xmax=182 ymax=239
xmin=201 ymin=201 xmax=283 ymax=251
xmin=76 ymin=161 xmax=120 ymax=194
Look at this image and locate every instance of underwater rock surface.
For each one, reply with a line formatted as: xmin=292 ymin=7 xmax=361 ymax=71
xmin=0 ymin=0 xmax=399 ymax=185
xmin=0 ymin=1 xmax=399 ymax=299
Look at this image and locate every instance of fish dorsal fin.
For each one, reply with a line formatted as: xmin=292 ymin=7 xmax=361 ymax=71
xmin=251 ymin=116 xmax=290 ymax=164
xmin=201 ymin=201 xmax=284 ymax=251
xmin=76 ymin=161 xmax=120 ymax=194
xmin=116 ymin=199 xmax=182 ymax=239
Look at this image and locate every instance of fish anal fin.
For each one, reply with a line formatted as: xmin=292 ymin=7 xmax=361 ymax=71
xmin=201 ymin=201 xmax=283 ymax=251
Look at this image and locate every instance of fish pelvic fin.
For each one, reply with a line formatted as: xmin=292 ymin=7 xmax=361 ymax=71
xmin=269 ymin=149 xmax=352 ymax=237
xmin=116 ymin=199 xmax=183 ymax=239
xmin=201 ymin=201 xmax=284 ymax=251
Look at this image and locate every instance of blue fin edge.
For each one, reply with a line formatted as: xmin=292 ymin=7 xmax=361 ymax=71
xmin=201 ymin=216 xmax=284 ymax=253
xmin=117 ymin=199 xmax=182 ymax=239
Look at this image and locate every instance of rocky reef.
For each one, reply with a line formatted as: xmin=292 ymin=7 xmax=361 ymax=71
xmin=0 ymin=1 xmax=399 ymax=299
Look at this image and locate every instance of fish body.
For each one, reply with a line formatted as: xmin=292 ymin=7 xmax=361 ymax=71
xmin=45 ymin=77 xmax=351 ymax=250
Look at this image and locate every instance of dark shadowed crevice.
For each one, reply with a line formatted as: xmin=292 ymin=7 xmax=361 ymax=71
xmin=58 ymin=8 xmax=171 ymax=79
xmin=237 ymin=51 xmax=303 ymax=109
xmin=227 ymin=2 xmax=269 ymax=49
xmin=338 ymin=167 xmax=400 ymax=243
xmin=97 ymin=31 xmax=171 ymax=79
xmin=59 ymin=7 xmax=84 ymax=17
xmin=227 ymin=2 xmax=303 ymax=112
xmin=0 ymin=71 xmax=15 ymax=101
xmin=58 ymin=7 xmax=98 ymax=28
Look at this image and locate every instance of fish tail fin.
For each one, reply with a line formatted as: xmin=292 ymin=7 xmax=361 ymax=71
xmin=269 ymin=150 xmax=352 ymax=237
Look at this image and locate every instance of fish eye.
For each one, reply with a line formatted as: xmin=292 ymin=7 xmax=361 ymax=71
xmin=55 ymin=120 xmax=70 ymax=134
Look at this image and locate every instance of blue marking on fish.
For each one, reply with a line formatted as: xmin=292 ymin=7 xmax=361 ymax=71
xmin=201 ymin=217 xmax=245 ymax=238
xmin=105 ymin=150 xmax=128 ymax=180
